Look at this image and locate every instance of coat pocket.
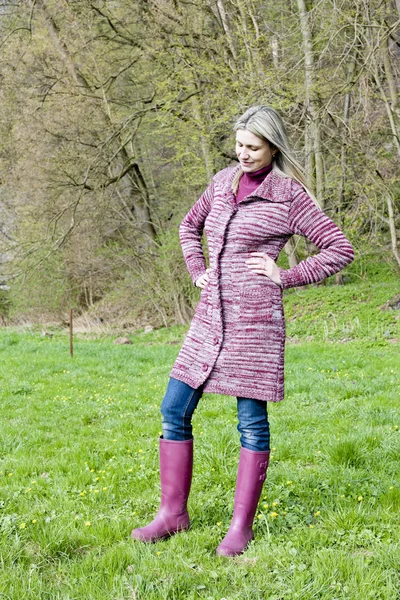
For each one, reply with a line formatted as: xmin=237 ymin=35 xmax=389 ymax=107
xmin=195 ymin=285 xmax=211 ymax=320
xmin=239 ymin=286 xmax=272 ymax=323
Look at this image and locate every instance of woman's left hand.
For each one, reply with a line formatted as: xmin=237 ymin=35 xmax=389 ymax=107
xmin=245 ymin=252 xmax=282 ymax=286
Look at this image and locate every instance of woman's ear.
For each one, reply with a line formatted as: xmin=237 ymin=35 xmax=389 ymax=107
xmin=268 ymin=141 xmax=278 ymax=157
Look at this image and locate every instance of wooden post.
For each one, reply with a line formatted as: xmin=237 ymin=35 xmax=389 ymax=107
xmin=70 ymin=309 xmax=73 ymax=357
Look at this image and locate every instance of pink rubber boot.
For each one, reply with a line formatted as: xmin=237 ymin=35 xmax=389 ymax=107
xmin=216 ymin=447 xmax=270 ymax=557
xmin=131 ymin=438 xmax=193 ymax=543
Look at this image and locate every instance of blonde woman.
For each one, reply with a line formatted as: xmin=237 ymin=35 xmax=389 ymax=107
xmin=131 ymin=105 xmax=354 ymax=556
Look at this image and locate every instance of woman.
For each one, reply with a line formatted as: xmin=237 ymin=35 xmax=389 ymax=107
xmin=131 ymin=105 xmax=354 ymax=557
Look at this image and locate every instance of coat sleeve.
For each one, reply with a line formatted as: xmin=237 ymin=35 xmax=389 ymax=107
xmin=179 ymin=180 xmax=214 ymax=284
xmin=278 ymin=183 xmax=354 ymax=290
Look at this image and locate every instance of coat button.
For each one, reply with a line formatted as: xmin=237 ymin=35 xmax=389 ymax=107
xmin=202 ymin=363 xmax=209 ymax=372
xmin=213 ymin=336 xmax=219 ymax=345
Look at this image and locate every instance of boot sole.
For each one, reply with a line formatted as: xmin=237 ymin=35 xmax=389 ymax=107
xmin=216 ymin=535 xmax=254 ymax=557
xmin=131 ymin=524 xmax=190 ymax=543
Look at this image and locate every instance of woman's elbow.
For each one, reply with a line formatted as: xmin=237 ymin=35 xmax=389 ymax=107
xmin=341 ymin=238 xmax=355 ymax=267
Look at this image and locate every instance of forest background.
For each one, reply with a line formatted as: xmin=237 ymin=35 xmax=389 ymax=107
xmin=0 ymin=0 xmax=399 ymax=327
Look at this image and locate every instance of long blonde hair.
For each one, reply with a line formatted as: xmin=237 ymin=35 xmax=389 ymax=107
xmin=233 ymin=105 xmax=318 ymax=206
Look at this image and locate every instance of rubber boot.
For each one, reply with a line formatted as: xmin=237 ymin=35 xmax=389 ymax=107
xmin=131 ymin=438 xmax=193 ymax=543
xmin=216 ymin=447 xmax=270 ymax=557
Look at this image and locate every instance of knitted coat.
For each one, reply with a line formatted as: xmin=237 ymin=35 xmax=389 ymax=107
xmin=170 ymin=166 xmax=354 ymax=402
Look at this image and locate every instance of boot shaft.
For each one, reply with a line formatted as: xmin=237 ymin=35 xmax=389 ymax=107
xmin=232 ymin=447 xmax=270 ymax=528
xmin=159 ymin=438 xmax=193 ymax=514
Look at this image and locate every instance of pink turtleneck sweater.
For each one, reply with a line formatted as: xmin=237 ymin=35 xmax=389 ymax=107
xmin=235 ymin=163 xmax=273 ymax=204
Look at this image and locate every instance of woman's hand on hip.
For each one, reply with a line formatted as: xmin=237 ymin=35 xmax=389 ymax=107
xmin=195 ymin=269 xmax=210 ymax=289
xmin=245 ymin=253 xmax=282 ymax=286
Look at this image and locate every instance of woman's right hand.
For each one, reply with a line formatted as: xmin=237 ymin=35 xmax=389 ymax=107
xmin=195 ymin=269 xmax=210 ymax=289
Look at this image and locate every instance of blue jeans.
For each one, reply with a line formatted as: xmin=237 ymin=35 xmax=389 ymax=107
xmin=161 ymin=377 xmax=270 ymax=452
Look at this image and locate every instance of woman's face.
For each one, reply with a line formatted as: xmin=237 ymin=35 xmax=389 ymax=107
xmin=235 ymin=129 xmax=275 ymax=172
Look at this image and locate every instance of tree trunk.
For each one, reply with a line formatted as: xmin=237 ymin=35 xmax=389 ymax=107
xmin=191 ymin=93 xmax=214 ymax=181
xmin=373 ymin=67 xmax=400 ymax=159
xmin=381 ymin=36 xmax=398 ymax=112
xmin=336 ymin=53 xmax=357 ymax=285
xmin=386 ymin=194 xmax=400 ymax=269
xmin=271 ymin=37 xmax=279 ymax=69
xmin=362 ymin=9 xmax=400 ymax=159
xmin=297 ymin=0 xmax=324 ymax=208
xmin=284 ymin=238 xmax=301 ymax=269
xmin=235 ymin=0 xmax=253 ymax=64
xmin=216 ymin=0 xmax=238 ymax=61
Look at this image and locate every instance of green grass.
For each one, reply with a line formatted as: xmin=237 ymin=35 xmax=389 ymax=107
xmin=283 ymin=280 xmax=400 ymax=342
xmin=1 ymin=281 xmax=400 ymax=599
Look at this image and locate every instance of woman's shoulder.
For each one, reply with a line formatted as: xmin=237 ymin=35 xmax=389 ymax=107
xmin=270 ymin=169 xmax=302 ymax=191
xmin=259 ymin=169 xmax=299 ymax=202
xmin=271 ymin=170 xmax=312 ymax=200
xmin=211 ymin=165 xmax=239 ymax=185
xmin=287 ymin=177 xmax=307 ymax=195
xmin=278 ymin=174 xmax=320 ymax=210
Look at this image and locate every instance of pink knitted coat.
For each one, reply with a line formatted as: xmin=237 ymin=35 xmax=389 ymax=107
xmin=170 ymin=166 xmax=354 ymax=402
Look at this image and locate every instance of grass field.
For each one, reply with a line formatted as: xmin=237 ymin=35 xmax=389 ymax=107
xmin=1 ymin=281 xmax=400 ymax=599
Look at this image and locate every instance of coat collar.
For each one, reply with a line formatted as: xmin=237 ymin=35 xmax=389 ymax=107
xmin=222 ymin=165 xmax=293 ymax=205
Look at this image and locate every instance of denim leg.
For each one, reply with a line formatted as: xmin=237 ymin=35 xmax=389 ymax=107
xmin=237 ymin=397 xmax=270 ymax=452
xmin=160 ymin=377 xmax=203 ymax=441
